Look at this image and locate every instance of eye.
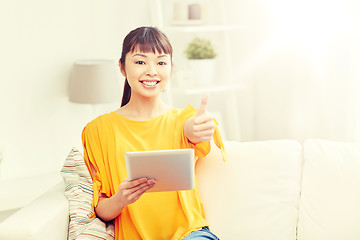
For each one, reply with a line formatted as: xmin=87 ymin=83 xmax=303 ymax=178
xmin=158 ymin=61 xmax=167 ymax=66
xmin=136 ymin=61 xmax=145 ymax=65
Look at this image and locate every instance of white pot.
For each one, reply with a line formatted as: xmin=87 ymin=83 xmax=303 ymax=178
xmin=188 ymin=59 xmax=216 ymax=87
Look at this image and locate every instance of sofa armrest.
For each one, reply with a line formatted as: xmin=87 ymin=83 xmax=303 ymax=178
xmin=0 ymin=182 xmax=69 ymax=240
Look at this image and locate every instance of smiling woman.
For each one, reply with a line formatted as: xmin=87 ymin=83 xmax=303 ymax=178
xmin=119 ymin=27 xmax=173 ymax=108
xmin=79 ymin=26 xmax=226 ymax=240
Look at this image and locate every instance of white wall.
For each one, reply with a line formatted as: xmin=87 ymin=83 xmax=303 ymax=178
xmin=1 ymin=0 xmax=360 ymax=179
xmin=0 ymin=0 xmax=151 ymax=179
xmin=234 ymin=0 xmax=360 ymax=142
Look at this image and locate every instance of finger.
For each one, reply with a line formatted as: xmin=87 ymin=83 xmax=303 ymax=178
xmin=128 ymin=185 xmax=153 ymax=202
xmin=126 ymin=179 xmax=156 ymax=194
xmin=194 ymin=113 xmax=213 ymax=125
xmin=147 ymin=178 xmax=156 ymax=185
xmin=199 ymin=130 xmax=214 ymax=139
xmin=127 ymin=182 xmax=156 ymax=202
xmin=123 ymin=177 xmax=148 ymax=189
xmin=194 ymin=126 xmax=215 ymax=137
xmin=123 ymin=181 xmax=155 ymax=201
xmin=194 ymin=122 xmax=215 ymax=133
xmin=197 ymin=93 xmax=209 ymax=116
xmin=193 ymin=127 xmax=214 ymax=136
xmin=131 ymin=182 xmax=155 ymax=194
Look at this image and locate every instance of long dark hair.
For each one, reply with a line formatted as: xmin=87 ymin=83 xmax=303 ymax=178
xmin=120 ymin=26 xmax=173 ymax=107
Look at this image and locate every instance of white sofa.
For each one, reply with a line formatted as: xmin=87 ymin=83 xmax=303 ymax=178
xmin=1 ymin=139 xmax=360 ymax=240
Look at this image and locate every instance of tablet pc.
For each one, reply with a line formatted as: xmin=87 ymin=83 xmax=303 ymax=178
xmin=125 ymin=149 xmax=195 ymax=192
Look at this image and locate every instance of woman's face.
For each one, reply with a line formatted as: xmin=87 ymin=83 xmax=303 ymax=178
xmin=121 ymin=46 xmax=172 ymax=100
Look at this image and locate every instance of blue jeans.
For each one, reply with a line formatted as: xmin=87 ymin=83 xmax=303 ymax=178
xmin=182 ymin=227 xmax=220 ymax=240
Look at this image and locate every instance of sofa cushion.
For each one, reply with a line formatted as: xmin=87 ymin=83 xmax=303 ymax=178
xmin=298 ymin=139 xmax=360 ymax=240
xmin=61 ymin=148 xmax=114 ymax=240
xmin=196 ymin=140 xmax=302 ymax=240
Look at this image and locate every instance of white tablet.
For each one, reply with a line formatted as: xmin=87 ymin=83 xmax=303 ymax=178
xmin=125 ymin=149 xmax=195 ymax=192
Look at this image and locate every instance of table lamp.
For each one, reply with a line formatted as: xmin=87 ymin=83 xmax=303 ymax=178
xmin=68 ymin=60 xmax=121 ymax=106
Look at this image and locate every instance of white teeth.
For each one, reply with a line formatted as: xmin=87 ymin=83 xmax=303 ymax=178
xmin=142 ymin=81 xmax=157 ymax=86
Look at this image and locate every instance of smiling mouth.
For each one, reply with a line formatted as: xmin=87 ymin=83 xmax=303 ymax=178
xmin=140 ymin=80 xmax=160 ymax=87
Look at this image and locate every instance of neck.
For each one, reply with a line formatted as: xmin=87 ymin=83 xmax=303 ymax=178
xmin=122 ymin=94 xmax=170 ymax=120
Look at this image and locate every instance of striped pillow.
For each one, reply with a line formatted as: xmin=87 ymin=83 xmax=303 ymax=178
xmin=61 ymin=147 xmax=115 ymax=240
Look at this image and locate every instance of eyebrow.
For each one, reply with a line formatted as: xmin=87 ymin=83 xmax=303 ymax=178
xmin=132 ymin=53 xmax=169 ymax=58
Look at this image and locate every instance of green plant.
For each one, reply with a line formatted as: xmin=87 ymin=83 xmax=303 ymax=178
xmin=184 ymin=38 xmax=217 ymax=59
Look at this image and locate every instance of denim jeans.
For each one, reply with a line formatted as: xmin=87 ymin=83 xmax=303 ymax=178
xmin=182 ymin=226 xmax=220 ymax=240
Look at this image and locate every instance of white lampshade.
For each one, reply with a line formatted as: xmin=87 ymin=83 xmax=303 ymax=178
xmin=68 ymin=60 xmax=121 ymax=104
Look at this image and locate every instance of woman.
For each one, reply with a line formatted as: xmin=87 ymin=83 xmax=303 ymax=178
xmin=82 ymin=26 xmax=226 ymax=240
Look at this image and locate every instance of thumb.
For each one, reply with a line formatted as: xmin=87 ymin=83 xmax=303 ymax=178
xmin=197 ymin=93 xmax=209 ymax=116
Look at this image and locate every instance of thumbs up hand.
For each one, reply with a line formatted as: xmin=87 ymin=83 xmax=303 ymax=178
xmin=184 ymin=93 xmax=215 ymax=144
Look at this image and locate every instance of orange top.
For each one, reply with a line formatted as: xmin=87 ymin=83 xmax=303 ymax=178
xmin=82 ymin=105 xmax=226 ymax=240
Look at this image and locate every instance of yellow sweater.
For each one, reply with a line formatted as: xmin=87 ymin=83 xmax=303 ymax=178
xmin=82 ymin=105 xmax=226 ymax=240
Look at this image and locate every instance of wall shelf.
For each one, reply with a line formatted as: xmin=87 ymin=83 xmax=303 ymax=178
xmin=151 ymin=0 xmax=246 ymax=141
xmin=163 ymin=24 xmax=247 ymax=33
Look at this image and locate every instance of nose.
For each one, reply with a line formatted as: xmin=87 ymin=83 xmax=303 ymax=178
xmin=146 ymin=63 xmax=157 ymax=77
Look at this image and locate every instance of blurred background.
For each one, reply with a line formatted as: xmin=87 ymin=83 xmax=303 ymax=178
xmin=0 ymin=0 xmax=359 ymax=179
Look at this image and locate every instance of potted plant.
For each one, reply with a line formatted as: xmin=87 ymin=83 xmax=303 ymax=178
xmin=184 ymin=37 xmax=217 ymax=87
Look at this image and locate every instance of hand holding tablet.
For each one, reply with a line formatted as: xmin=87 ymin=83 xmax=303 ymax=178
xmin=116 ymin=177 xmax=156 ymax=207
